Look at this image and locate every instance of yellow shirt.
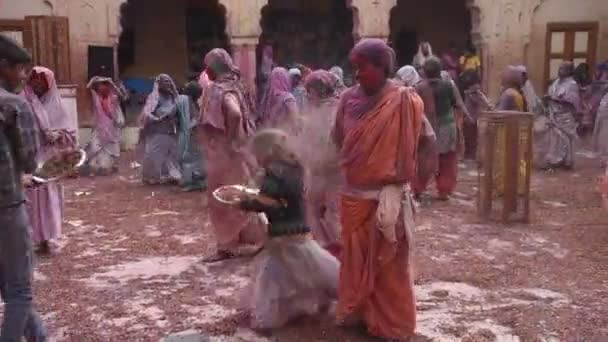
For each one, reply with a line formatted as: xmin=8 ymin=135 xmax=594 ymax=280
xmin=504 ymin=88 xmax=526 ymax=112
xmin=460 ymin=55 xmax=481 ymax=71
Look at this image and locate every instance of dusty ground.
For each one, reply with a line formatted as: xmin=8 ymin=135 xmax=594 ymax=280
xmin=25 ymin=149 xmax=608 ymax=342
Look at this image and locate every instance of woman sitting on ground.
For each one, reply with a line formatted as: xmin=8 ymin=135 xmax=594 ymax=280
xmin=236 ymin=129 xmax=339 ymax=330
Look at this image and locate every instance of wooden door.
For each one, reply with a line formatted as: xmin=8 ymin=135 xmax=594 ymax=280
xmin=87 ymin=46 xmax=115 ymax=80
xmin=0 ymin=20 xmax=27 ymax=49
xmin=544 ymin=22 xmax=598 ymax=88
xmin=24 ymin=16 xmax=71 ymax=84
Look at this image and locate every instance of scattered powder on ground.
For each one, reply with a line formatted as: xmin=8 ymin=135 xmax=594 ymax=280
xmin=82 ymin=256 xmax=199 ymax=288
xmin=141 ymin=210 xmax=180 ymax=218
xmin=415 ymin=281 xmax=570 ymax=341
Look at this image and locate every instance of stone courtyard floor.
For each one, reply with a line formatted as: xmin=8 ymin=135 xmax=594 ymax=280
xmin=24 ymin=150 xmax=608 ymax=341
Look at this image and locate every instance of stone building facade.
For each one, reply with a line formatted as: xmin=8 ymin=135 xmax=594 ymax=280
xmin=1 ymin=0 xmax=607 ymax=126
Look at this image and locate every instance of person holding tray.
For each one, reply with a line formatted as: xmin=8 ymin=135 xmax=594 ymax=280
xmin=219 ymin=129 xmax=339 ymax=331
xmin=200 ymin=48 xmax=263 ymax=261
xmin=23 ymin=66 xmax=77 ymax=255
xmin=0 ymin=33 xmax=48 ymax=341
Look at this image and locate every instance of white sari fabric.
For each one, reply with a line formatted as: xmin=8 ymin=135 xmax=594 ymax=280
xmin=536 ymin=77 xmax=580 ymax=168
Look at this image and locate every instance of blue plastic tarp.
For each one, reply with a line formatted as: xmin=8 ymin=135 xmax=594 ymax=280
xmin=122 ymin=77 xmax=155 ymax=94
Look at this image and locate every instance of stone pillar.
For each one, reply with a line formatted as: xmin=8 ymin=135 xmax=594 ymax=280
xmin=221 ymin=0 xmax=266 ymax=94
xmin=231 ymin=38 xmax=258 ymax=92
xmin=127 ymin=0 xmax=189 ymax=83
xmin=349 ymin=0 xmax=397 ymax=41
xmin=472 ymin=0 xmax=546 ymax=98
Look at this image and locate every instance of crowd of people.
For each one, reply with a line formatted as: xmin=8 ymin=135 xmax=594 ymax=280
xmin=417 ymin=41 xmax=608 ymax=171
xmin=1 ymin=31 xmax=608 ymax=341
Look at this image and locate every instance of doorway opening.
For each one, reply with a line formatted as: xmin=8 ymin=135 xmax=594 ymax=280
xmin=88 ymin=46 xmax=114 ymax=80
xmin=389 ymin=0 xmax=472 ymax=68
xmin=117 ymin=0 xmax=229 ymax=123
xmin=185 ymin=0 xmax=230 ymax=74
xmin=117 ymin=0 xmax=228 ymax=84
xmin=257 ymin=0 xmax=355 ymax=87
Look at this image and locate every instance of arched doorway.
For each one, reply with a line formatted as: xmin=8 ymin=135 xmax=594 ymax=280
xmin=117 ymin=0 xmax=229 ymax=84
xmin=117 ymin=0 xmax=229 ymax=123
xmin=257 ymin=0 xmax=356 ymax=92
xmin=389 ymin=0 xmax=472 ymax=68
xmin=185 ymin=1 xmax=230 ymax=73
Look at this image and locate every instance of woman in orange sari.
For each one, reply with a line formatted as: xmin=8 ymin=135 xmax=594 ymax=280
xmin=333 ymin=39 xmax=423 ymax=341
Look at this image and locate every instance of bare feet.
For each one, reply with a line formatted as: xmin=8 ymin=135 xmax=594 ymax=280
xmin=201 ymin=250 xmax=237 ymax=263
xmin=336 ymin=313 xmax=365 ymax=331
xmin=437 ymin=193 xmax=450 ymax=201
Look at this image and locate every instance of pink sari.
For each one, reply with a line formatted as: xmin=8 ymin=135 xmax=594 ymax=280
xmin=200 ymin=49 xmax=263 ymax=251
xmin=259 ymin=67 xmax=298 ymax=130
xmin=86 ymin=77 xmax=125 ymax=173
xmin=22 ymin=66 xmax=76 ymax=245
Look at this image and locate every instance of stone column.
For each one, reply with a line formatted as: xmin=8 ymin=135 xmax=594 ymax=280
xmin=221 ymin=0 xmax=266 ymax=93
xmin=231 ymin=38 xmax=258 ymax=92
xmin=472 ymin=0 xmax=546 ymax=98
xmin=349 ymin=0 xmax=397 ymax=41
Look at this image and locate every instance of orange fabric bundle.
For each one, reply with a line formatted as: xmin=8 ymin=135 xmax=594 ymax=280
xmin=340 ymin=86 xmax=423 ymax=188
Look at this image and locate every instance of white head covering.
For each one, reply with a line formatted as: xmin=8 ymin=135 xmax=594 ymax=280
xmin=139 ymin=74 xmax=179 ymax=125
xmin=288 ymin=68 xmax=302 ymax=77
xmin=23 ymin=66 xmax=75 ymax=133
xmin=412 ymin=42 xmax=434 ymax=69
xmin=329 ymin=66 xmax=344 ymax=80
xmin=396 ymin=66 xmax=421 ymax=87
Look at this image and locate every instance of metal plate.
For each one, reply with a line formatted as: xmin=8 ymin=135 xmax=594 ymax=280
xmin=212 ymin=185 xmax=260 ymax=205
xmin=35 ymin=149 xmax=87 ymax=181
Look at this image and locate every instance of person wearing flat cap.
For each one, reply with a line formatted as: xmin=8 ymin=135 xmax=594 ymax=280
xmin=0 ymin=34 xmax=48 ymax=341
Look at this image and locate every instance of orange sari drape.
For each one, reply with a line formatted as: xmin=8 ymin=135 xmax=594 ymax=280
xmin=335 ymin=85 xmax=423 ymax=340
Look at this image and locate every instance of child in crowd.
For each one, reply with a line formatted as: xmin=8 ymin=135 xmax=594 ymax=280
xmin=236 ymin=129 xmax=339 ymax=330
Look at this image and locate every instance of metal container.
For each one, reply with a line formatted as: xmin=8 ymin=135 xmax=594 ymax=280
xmin=477 ymin=111 xmax=533 ymax=223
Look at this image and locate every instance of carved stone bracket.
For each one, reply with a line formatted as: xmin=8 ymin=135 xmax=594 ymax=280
xmin=349 ymin=0 xmax=397 ymax=40
xmin=465 ymin=0 xmax=484 ymax=47
xmin=464 ymin=0 xmax=549 ymax=96
xmin=221 ymin=0 xmax=267 ymax=42
xmin=42 ymin=0 xmax=56 ymax=15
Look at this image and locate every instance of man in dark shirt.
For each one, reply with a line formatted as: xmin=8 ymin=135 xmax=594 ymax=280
xmin=0 ymin=34 xmax=47 ymax=342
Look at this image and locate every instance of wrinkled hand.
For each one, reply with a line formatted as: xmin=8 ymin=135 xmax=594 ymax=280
xmin=22 ymin=174 xmax=33 ymax=187
xmin=238 ymin=192 xmax=256 ymax=203
xmin=45 ymin=131 xmax=60 ymax=143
